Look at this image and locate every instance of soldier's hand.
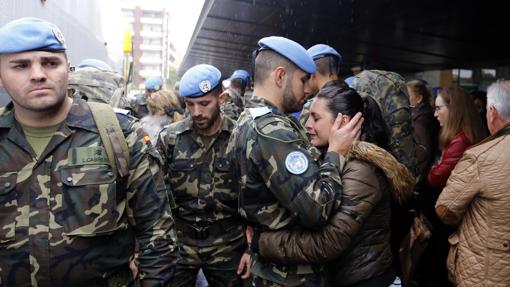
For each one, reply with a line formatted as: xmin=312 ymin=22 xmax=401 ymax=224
xmin=327 ymin=112 xmax=363 ymax=156
xmin=237 ymin=252 xmax=252 ymax=280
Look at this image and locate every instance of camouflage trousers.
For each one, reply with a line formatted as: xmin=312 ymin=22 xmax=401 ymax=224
xmin=251 ymin=273 xmax=329 ymax=287
xmin=171 ymin=237 xmax=246 ymax=287
xmin=250 ymin=255 xmax=328 ymax=287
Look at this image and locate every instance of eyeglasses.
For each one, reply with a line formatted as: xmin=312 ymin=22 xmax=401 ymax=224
xmin=434 ymin=105 xmax=448 ymax=112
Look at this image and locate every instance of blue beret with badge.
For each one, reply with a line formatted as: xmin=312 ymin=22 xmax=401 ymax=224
xmin=307 ymin=44 xmax=341 ymax=61
xmin=77 ymin=59 xmax=112 ymax=72
xmin=179 ymin=64 xmax=222 ymax=98
xmin=0 ymin=17 xmax=66 ymax=54
xmin=145 ymin=76 xmax=163 ymax=91
xmin=258 ymin=36 xmax=316 ymax=74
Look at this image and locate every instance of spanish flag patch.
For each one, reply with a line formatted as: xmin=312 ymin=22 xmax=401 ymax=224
xmin=143 ymin=134 xmax=151 ymax=144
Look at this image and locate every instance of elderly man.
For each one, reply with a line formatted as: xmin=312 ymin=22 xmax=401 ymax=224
xmin=0 ymin=17 xmax=176 ymax=286
xmin=227 ymin=36 xmax=361 ymax=286
xmin=436 ymin=79 xmax=510 ymax=286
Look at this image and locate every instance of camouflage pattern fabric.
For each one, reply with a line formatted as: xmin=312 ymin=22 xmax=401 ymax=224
xmin=351 ymin=70 xmax=417 ymax=176
xmin=299 ymin=98 xmax=313 ymax=127
xmin=299 ymin=80 xmax=346 ymax=127
xmin=157 ymin=116 xmax=245 ymax=286
xmin=171 ymin=238 xmax=245 ymax=287
xmin=131 ymin=94 xmax=149 ymax=119
xmin=225 ymin=96 xmax=343 ymax=286
xmin=221 ymin=88 xmax=244 ymax=121
xmin=0 ymin=99 xmax=177 ymax=287
xmin=68 ymin=67 xmax=132 ymax=111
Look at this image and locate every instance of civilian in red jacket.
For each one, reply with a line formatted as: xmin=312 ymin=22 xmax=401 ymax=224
xmin=427 ymin=86 xmax=487 ymax=189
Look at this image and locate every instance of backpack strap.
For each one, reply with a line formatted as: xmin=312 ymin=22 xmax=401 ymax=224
xmin=88 ymin=102 xmax=130 ymax=177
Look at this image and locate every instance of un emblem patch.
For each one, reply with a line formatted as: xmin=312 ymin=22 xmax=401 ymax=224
xmin=199 ymin=80 xmax=211 ymax=93
xmin=285 ymin=151 xmax=309 ymax=175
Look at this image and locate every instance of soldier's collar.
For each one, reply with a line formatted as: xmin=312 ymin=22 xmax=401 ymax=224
xmin=248 ymin=96 xmax=282 ymax=115
xmin=0 ymin=102 xmax=15 ymax=128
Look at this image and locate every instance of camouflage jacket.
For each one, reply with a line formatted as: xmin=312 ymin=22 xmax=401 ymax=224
xmin=227 ymin=96 xmax=342 ymax=231
xmin=221 ymin=88 xmax=244 ymax=121
xmin=226 ymin=96 xmax=343 ymax=284
xmin=0 ymin=99 xmax=177 ymax=287
xmin=157 ymin=116 xmax=244 ymax=246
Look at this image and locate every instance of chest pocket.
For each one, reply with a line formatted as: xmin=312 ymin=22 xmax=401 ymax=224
xmin=168 ymin=159 xmax=197 ymax=198
xmin=0 ymin=173 xmax=17 ymax=243
xmin=212 ymin=158 xmax=237 ymax=208
xmin=59 ymin=164 xmax=124 ymax=236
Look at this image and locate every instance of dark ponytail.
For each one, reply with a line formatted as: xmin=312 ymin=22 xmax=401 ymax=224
xmin=361 ymin=96 xmax=391 ymax=150
xmin=316 ymin=86 xmax=390 ymax=150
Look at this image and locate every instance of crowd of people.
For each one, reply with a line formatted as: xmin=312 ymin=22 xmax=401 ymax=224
xmin=0 ymin=17 xmax=509 ymax=287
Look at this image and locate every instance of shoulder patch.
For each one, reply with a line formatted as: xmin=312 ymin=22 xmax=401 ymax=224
xmin=248 ymin=107 xmax=271 ymax=119
xmin=285 ymin=151 xmax=309 ymax=175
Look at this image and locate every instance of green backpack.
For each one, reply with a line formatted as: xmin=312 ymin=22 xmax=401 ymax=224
xmin=68 ymin=67 xmax=132 ymax=111
xmin=351 ymin=70 xmax=417 ymax=176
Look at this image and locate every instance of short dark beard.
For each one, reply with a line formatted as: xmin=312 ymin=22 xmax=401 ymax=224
xmin=193 ymin=103 xmax=221 ymax=133
xmin=282 ymin=78 xmax=302 ymax=113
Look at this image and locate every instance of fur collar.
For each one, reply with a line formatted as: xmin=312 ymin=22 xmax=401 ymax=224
xmin=346 ymin=141 xmax=415 ymax=205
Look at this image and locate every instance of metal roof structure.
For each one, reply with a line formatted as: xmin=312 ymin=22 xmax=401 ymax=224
xmin=179 ymin=0 xmax=509 ymax=77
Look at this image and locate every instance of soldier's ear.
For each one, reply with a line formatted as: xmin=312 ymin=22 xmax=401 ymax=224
xmin=274 ymin=67 xmax=286 ymax=88
xmin=219 ymin=91 xmax=229 ymax=105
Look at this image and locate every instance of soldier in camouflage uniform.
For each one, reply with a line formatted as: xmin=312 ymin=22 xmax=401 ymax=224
xmin=131 ymin=76 xmax=163 ymax=119
xmin=0 ymin=18 xmax=177 ymax=286
xmin=220 ymin=87 xmax=243 ymax=121
xmin=226 ymin=36 xmax=362 ymax=286
xmin=299 ymin=44 xmax=345 ymax=126
xmin=157 ymin=64 xmax=249 ymax=287
xmin=219 ymin=70 xmax=250 ymax=121
xmin=68 ymin=59 xmax=132 ymax=112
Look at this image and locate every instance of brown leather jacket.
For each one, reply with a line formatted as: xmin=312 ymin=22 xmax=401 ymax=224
xmin=257 ymin=142 xmax=414 ymax=286
xmin=436 ymin=125 xmax=510 ymax=287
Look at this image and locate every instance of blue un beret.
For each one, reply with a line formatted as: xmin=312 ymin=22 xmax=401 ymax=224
xmin=180 ymin=64 xmax=221 ymax=98
xmin=0 ymin=17 xmax=66 ymax=54
xmin=145 ymin=76 xmax=163 ymax=91
xmin=230 ymin=69 xmax=250 ymax=82
xmin=307 ymin=44 xmax=341 ymax=61
xmin=77 ymin=59 xmax=112 ymax=72
xmin=258 ymin=36 xmax=316 ymax=74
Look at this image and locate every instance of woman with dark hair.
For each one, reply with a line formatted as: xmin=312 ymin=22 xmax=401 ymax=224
xmin=247 ymin=86 xmax=414 ymax=286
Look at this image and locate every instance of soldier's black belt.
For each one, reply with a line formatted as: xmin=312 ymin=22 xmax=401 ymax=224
xmin=174 ymin=216 xmax=242 ymax=240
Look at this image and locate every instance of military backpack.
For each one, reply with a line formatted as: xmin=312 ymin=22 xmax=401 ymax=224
xmin=351 ymin=69 xmax=417 ymax=176
xmin=68 ymin=67 xmax=132 ymax=111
